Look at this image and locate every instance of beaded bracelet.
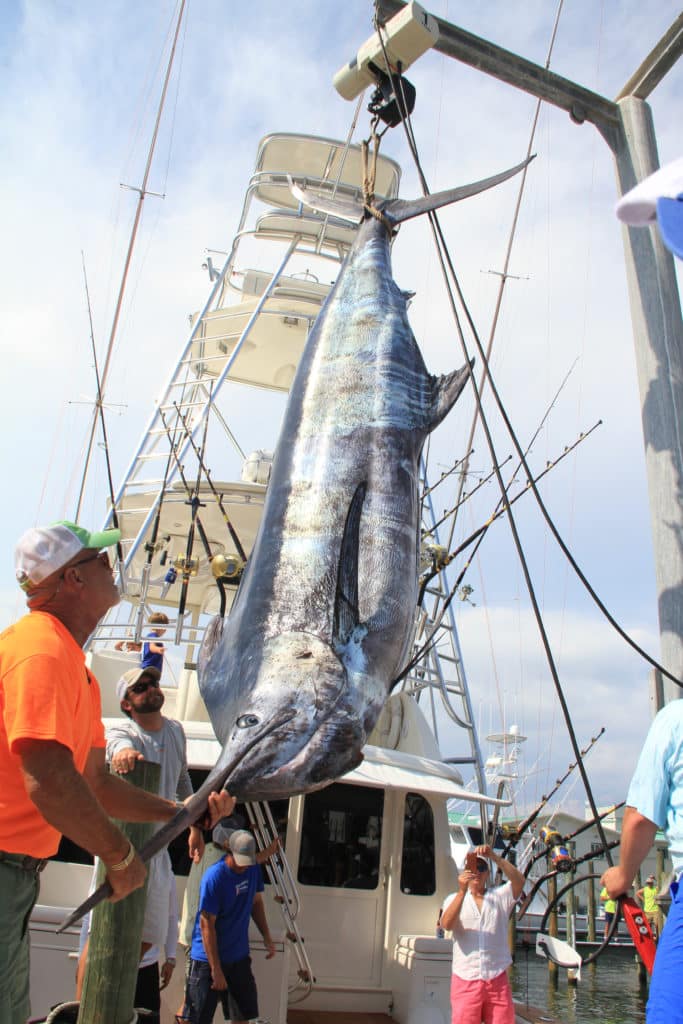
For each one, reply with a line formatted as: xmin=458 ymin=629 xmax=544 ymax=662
xmin=108 ymin=841 xmax=136 ymax=872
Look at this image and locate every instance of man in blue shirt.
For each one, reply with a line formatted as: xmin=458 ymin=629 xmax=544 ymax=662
xmin=602 ymin=700 xmax=683 ymax=1023
xmin=185 ymin=829 xmax=275 ymax=1024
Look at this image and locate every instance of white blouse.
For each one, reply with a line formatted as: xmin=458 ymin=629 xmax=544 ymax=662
xmin=443 ymin=881 xmax=517 ymax=981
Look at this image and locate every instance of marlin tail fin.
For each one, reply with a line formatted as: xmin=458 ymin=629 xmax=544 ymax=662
xmin=383 ymin=156 xmax=535 ymax=225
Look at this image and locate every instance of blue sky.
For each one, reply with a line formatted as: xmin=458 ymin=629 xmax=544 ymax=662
xmin=1 ymin=0 xmax=682 ymax=813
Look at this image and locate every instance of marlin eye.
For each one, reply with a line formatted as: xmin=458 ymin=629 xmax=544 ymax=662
xmin=236 ymin=714 xmax=260 ymax=728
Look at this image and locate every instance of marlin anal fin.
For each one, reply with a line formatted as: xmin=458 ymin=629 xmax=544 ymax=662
xmin=427 ymin=361 xmax=473 ymax=433
xmin=384 ymin=156 xmax=535 ymax=225
xmin=288 ymin=176 xmax=365 ymax=224
xmin=334 ymin=481 xmax=367 ymax=644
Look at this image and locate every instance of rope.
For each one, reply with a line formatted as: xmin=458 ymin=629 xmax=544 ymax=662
xmin=361 ymin=129 xmax=393 ymax=232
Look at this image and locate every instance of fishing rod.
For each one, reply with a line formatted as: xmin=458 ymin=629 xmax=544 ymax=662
xmin=157 ymin=405 xmax=228 ymax=620
xmin=79 ymin=0 xmax=188 ymax=504
xmin=422 ymin=455 xmax=513 ymax=538
xmin=420 ymin=450 xmax=472 ymax=502
xmin=503 ymin=727 xmax=606 ymax=850
xmin=565 ymin=801 xmax=625 ymax=843
xmin=131 ymin=403 xmax=188 ymax=641
xmin=447 ymin=423 xmax=601 ymax=568
xmin=157 ymin=405 xmax=229 ymax=633
xmin=173 ymin=401 xmax=248 ymax=563
xmin=521 ymin=804 xmax=622 ymax=882
xmin=157 ymin=405 xmax=222 ymax=585
xmin=75 ymin=253 xmax=127 ymax=592
xmin=175 ymin=392 xmax=211 ymax=646
xmin=404 ymin=425 xmax=598 ymax=680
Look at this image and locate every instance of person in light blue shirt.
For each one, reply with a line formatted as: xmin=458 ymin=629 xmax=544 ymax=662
xmin=602 ymin=699 xmax=683 ymax=1023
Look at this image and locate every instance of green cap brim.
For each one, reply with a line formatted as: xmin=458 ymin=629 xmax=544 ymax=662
xmin=52 ymin=520 xmax=121 ymax=550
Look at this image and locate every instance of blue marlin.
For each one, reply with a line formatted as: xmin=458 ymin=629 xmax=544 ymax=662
xmin=59 ymin=158 xmax=532 ymax=929
xmin=195 ymin=158 xmax=532 ymax=801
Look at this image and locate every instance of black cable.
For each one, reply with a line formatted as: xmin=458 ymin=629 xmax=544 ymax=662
xmin=370 ymin=26 xmax=615 ymax=861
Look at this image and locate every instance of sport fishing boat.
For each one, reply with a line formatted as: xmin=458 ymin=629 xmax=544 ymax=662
xmin=24 ymin=3 xmax=681 ymax=1022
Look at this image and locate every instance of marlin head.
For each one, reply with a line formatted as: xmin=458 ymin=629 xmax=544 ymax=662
xmin=204 ymin=630 xmax=365 ymax=800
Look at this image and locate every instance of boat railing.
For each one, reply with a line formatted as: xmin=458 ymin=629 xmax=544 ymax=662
xmin=245 ymin=800 xmax=315 ymax=1000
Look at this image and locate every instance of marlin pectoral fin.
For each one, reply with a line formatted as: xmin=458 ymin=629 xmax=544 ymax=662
xmin=384 ymin=156 xmax=535 ymax=225
xmin=334 ymin=481 xmax=367 ymax=644
xmin=426 ymin=360 xmax=474 ymax=434
xmin=288 ymin=175 xmax=365 ymax=224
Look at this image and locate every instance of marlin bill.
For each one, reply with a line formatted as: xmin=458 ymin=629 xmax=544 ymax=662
xmin=197 ymin=157 xmax=532 ymax=800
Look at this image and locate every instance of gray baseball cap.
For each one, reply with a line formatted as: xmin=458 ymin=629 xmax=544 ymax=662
xmin=229 ymin=829 xmax=256 ymax=866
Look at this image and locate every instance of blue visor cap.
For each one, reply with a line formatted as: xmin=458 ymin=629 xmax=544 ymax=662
xmin=657 ymin=195 xmax=683 ymax=260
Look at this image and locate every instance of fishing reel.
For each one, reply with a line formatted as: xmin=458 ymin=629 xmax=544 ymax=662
xmin=420 ymin=542 xmax=449 ymax=572
xmin=539 ymin=826 xmax=573 ymax=873
xmin=171 ymin=554 xmax=199 ymax=576
xmin=211 ymin=553 xmax=245 ymax=583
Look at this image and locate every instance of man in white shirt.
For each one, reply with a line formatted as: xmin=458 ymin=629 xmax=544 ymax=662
xmin=441 ymin=844 xmax=525 ymax=1024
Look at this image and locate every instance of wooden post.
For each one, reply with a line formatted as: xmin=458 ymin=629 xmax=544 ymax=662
xmin=508 ymin=847 xmax=518 ymax=959
xmin=547 ymin=869 xmax=558 ymax=981
xmin=77 ymin=760 xmax=161 ymax=1024
xmin=656 ymin=846 xmax=669 ymax=929
xmin=566 ymin=844 xmax=578 ymax=985
xmin=611 ymin=97 xmax=683 ymax=709
xmin=508 ymin=901 xmax=518 ymax=962
xmin=586 ymin=860 xmax=596 ymax=943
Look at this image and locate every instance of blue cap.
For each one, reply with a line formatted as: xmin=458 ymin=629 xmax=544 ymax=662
xmin=656 ymin=196 xmax=683 ymax=260
xmin=616 ymin=156 xmax=683 ymax=261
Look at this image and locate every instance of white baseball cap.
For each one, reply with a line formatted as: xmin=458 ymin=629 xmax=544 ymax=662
xmin=15 ymin=520 xmax=121 ymax=590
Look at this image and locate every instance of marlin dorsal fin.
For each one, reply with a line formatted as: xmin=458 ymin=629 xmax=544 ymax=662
xmin=426 ymin=361 xmax=473 ymax=434
xmin=334 ymin=481 xmax=367 ymax=644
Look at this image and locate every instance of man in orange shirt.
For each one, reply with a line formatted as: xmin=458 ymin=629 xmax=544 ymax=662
xmin=0 ymin=521 xmax=231 ymax=1024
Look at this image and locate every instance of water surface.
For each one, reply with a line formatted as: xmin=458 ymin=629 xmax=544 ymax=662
xmin=511 ymin=946 xmax=648 ymax=1024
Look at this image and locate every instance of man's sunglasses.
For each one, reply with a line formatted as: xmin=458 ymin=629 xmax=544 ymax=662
xmin=476 ymin=862 xmax=489 ymax=873
xmin=128 ymin=678 xmax=161 ymax=695
xmin=65 ymin=550 xmax=111 ymax=574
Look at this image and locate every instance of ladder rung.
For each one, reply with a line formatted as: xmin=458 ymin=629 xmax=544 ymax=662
xmin=158 ymin=399 xmax=207 ymax=411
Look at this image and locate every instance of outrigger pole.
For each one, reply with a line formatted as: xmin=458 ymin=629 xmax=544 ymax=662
xmin=78 ymin=0 xmax=188 ymax=508
xmin=379 ymin=1 xmax=683 ymax=710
